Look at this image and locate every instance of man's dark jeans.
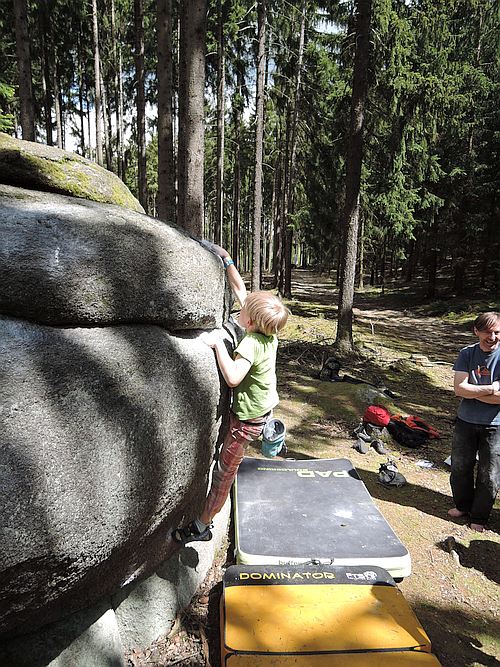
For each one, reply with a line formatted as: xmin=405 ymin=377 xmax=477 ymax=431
xmin=451 ymin=418 xmax=500 ymax=524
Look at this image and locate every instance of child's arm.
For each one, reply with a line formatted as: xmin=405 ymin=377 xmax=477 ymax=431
xmin=201 ymin=332 xmax=250 ymax=387
xmin=225 ymin=262 xmax=247 ymax=309
xmin=202 ymin=241 xmax=247 ymax=307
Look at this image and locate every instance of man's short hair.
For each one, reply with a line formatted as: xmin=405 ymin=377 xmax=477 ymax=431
xmin=474 ymin=311 xmax=500 ymax=332
xmin=244 ymin=291 xmax=290 ymax=336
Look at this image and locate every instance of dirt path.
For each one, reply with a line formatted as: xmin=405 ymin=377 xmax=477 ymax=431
xmin=128 ymin=271 xmax=500 ymax=667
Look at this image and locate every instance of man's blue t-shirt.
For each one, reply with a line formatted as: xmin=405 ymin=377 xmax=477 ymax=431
xmin=453 ymin=343 xmax=500 ymax=425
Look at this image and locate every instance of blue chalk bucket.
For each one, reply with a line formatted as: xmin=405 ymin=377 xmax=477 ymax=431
xmin=261 ymin=418 xmax=286 ymax=458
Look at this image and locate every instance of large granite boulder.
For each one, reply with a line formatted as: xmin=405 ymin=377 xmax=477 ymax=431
xmin=0 ymin=184 xmax=232 ymax=640
xmin=0 ymin=184 xmax=227 ymax=328
xmin=0 ymin=133 xmax=144 ymax=213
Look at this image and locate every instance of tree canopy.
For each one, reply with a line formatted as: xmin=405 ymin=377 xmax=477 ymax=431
xmin=2 ymin=0 xmax=499 ymax=320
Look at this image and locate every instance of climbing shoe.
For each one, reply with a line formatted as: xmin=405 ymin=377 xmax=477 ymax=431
xmin=353 ymin=438 xmax=370 ymax=454
xmin=172 ymin=520 xmax=213 ymax=545
xmin=371 ymin=439 xmax=387 ymax=455
xmin=378 ymin=460 xmax=406 ymax=487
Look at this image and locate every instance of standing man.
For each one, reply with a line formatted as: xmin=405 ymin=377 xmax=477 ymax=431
xmin=449 ymin=312 xmax=500 ymax=532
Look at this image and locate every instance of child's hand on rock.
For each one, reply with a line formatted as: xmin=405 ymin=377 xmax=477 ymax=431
xmin=200 ymin=240 xmax=229 ymax=259
xmin=200 ymin=331 xmax=223 ymax=348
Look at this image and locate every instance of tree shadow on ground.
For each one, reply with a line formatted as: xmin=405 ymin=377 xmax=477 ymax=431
xmin=357 ymin=466 xmax=500 ymax=535
xmin=288 ymin=268 xmax=499 ymax=316
xmin=286 ymin=269 xmax=481 ymax=363
xmin=436 ymin=538 xmax=500 ymax=586
xmin=277 ymin=346 xmax=457 ymax=447
xmin=246 ymin=441 xmax=318 ymax=461
xmin=413 ymin=599 xmax=500 ymax=667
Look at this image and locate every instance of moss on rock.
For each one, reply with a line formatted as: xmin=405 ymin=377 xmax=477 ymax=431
xmin=0 ymin=133 xmax=144 ymax=213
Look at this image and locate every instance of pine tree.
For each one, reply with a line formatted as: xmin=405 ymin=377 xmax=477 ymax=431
xmin=335 ymin=0 xmax=372 ymax=352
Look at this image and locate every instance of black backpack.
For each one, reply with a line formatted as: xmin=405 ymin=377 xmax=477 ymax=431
xmin=386 ymin=419 xmax=428 ymax=448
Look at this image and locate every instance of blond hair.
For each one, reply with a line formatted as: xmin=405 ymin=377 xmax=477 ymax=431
xmin=244 ymin=291 xmax=290 ymax=336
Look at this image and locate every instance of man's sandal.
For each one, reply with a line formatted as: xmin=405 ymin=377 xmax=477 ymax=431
xmin=172 ymin=521 xmax=213 ymax=545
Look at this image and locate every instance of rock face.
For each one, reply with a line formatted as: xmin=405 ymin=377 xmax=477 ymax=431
xmin=0 ymin=184 xmax=227 ymax=329
xmin=0 ymin=133 xmax=144 ymax=213
xmin=0 ymin=184 xmax=232 ymax=639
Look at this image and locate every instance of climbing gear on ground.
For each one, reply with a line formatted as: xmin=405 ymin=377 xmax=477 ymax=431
xmin=172 ymin=520 xmax=213 ymax=544
xmin=319 ymin=357 xmax=341 ymax=381
xmin=386 ymin=414 xmax=439 ymax=449
xmin=261 ymin=418 xmax=286 ymax=457
xmin=378 ymin=460 xmax=407 ymax=487
xmin=319 ymin=359 xmax=399 ymax=398
xmin=353 ymin=423 xmax=373 ymax=442
xmin=352 ymin=421 xmax=389 ymax=442
xmin=363 ymin=405 xmax=391 ymax=427
xmin=353 ymin=438 xmax=370 ymax=454
xmin=371 ymin=439 xmax=387 ymax=455
xmin=391 ymin=414 xmax=440 ymax=439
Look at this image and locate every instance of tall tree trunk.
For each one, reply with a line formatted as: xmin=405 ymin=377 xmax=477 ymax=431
xmin=110 ymin=0 xmax=123 ymax=176
xmin=13 ymin=0 xmax=35 ymax=140
xmin=283 ymin=0 xmax=306 ymax=298
xmin=273 ymin=126 xmax=284 ymax=290
xmin=480 ymin=207 xmax=498 ymax=288
xmin=40 ymin=0 xmax=53 ymax=145
xmin=335 ymin=0 xmax=372 ymax=353
xmin=92 ymin=0 xmax=103 ymax=165
xmin=270 ymin=143 xmax=281 ymax=282
xmin=380 ymin=233 xmax=387 ymax=294
xmin=77 ymin=26 xmax=86 ymax=156
xmin=358 ymin=213 xmax=364 ymax=290
xmin=404 ymin=238 xmax=417 ymax=282
xmin=101 ymin=73 xmax=112 ymax=170
xmin=426 ymin=211 xmax=438 ymax=299
xmin=117 ymin=48 xmax=125 ymax=177
xmin=251 ymin=0 xmax=267 ymax=291
xmin=53 ymin=63 xmax=62 ymax=148
xmin=135 ymin=0 xmax=148 ymax=209
xmin=231 ymin=66 xmax=243 ymax=265
xmin=267 ymin=161 xmax=278 ymax=274
xmin=279 ymin=109 xmax=291 ymax=295
xmin=177 ymin=0 xmax=207 ymax=237
xmin=85 ymin=82 xmax=93 ymax=160
xmin=157 ymin=0 xmax=175 ymax=222
xmin=214 ymin=0 xmax=225 ymax=246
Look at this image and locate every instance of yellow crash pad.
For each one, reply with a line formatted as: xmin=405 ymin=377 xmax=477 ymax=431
xmin=221 ymin=565 xmax=441 ymax=666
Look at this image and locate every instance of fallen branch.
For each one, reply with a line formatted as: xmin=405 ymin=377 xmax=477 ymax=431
xmin=168 ymin=652 xmax=199 ymax=666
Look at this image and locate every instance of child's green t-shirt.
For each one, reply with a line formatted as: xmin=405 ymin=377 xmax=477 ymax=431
xmin=232 ymin=332 xmax=279 ymax=420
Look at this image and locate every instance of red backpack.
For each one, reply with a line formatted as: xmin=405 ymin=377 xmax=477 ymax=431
xmin=390 ymin=414 xmax=440 ymax=439
xmin=363 ymin=405 xmax=391 ymax=427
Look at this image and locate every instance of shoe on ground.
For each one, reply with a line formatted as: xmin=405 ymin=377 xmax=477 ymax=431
xmin=353 ymin=438 xmax=370 ymax=454
xmin=371 ymin=439 xmax=387 ymax=455
xmin=365 ymin=423 xmax=379 ymax=437
xmin=448 ymin=508 xmax=468 ymax=519
xmin=352 ymin=422 xmax=368 ymax=439
xmin=357 ymin=428 xmax=373 ymax=443
xmin=378 ymin=460 xmax=406 ymax=487
xmin=172 ymin=520 xmax=213 ymax=545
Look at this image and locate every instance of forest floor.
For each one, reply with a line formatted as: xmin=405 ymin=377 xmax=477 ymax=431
xmin=126 ymin=269 xmax=500 ymax=667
